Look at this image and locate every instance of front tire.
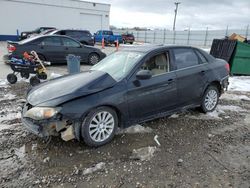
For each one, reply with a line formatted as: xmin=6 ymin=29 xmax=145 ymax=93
xmin=88 ymin=53 xmax=100 ymax=65
xmin=201 ymin=85 xmax=219 ymax=113
xmin=81 ymin=106 xmax=118 ymax=147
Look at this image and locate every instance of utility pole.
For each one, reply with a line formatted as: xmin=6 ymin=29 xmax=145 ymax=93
xmin=173 ymin=2 xmax=181 ymax=31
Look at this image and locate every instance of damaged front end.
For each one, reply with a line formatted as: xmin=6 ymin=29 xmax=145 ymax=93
xmin=22 ymin=103 xmax=81 ymax=141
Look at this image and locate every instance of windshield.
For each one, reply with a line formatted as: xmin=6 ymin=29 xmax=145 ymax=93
xmin=91 ymin=51 xmax=144 ymax=81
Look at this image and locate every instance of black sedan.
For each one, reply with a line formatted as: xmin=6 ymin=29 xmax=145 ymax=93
xmin=7 ymin=35 xmax=106 ymax=65
xmin=22 ymin=45 xmax=229 ymax=147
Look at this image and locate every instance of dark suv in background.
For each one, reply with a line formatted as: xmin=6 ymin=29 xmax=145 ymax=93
xmin=51 ymin=30 xmax=94 ymax=46
xmin=20 ymin=27 xmax=56 ymax=40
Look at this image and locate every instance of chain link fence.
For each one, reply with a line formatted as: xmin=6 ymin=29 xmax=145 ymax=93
xmin=113 ymin=25 xmax=249 ymax=48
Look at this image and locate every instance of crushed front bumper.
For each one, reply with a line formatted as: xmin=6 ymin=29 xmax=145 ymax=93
xmin=21 ymin=103 xmax=81 ymax=141
xmin=21 ymin=103 xmax=60 ymax=137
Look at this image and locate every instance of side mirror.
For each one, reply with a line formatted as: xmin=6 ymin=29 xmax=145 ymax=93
xmin=136 ymin=70 xmax=152 ymax=80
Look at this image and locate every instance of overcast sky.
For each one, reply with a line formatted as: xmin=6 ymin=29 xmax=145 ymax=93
xmin=88 ymin=0 xmax=250 ymax=30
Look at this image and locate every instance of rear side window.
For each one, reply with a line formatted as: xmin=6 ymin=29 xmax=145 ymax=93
xmin=195 ymin=49 xmax=208 ymax=64
xmin=103 ymin=31 xmax=112 ymax=35
xmin=173 ymin=48 xmax=199 ymax=69
xmin=41 ymin=37 xmax=61 ymax=46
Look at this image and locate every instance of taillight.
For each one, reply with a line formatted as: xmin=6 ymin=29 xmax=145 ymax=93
xmin=7 ymin=44 xmax=16 ymax=53
xmin=225 ymin=63 xmax=230 ymax=73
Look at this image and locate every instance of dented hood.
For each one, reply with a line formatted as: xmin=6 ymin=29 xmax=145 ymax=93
xmin=27 ymin=70 xmax=116 ymax=106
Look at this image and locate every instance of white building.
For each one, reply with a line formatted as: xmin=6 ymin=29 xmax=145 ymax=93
xmin=0 ymin=0 xmax=110 ymax=40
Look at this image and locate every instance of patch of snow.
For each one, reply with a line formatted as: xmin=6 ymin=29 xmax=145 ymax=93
xmin=130 ymin=146 xmax=157 ymax=161
xmin=117 ymin=124 xmax=153 ymax=135
xmin=187 ymin=105 xmax=245 ymax=120
xmin=169 ymin=113 xmax=179 ymax=118
xmin=0 ymin=112 xmax=21 ymax=124
xmin=50 ymin=72 xmax=62 ymax=79
xmin=202 ymin=48 xmax=210 ymax=53
xmin=229 ymin=76 xmax=250 ymax=92
xmin=217 ymin=105 xmax=245 ymax=112
xmin=0 ymin=93 xmax=16 ymax=102
xmin=188 ymin=109 xmax=223 ymax=120
xmin=83 ymin=162 xmax=105 ymax=175
xmin=0 ymin=79 xmax=9 ymax=88
xmin=221 ymin=93 xmax=250 ymax=101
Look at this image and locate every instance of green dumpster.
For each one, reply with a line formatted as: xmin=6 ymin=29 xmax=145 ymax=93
xmin=230 ymin=41 xmax=250 ymax=75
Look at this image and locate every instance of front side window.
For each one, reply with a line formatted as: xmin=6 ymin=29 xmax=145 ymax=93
xmin=91 ymin=51 xmax=143 ymax=81
xmin=173 ymin=48 xmax=199 ymax=69
xmin=141 ymin=53 xmax=169 ymax=76
xmin=41 ymin=37 xmax=61 ymax=46
xmin=62 ymin=38 xmax=80 ymax=47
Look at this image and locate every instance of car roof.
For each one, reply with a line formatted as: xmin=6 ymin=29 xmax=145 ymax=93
xmin=52 ymin=29 xmax=90 ymax=32
xmin=121 ymin=44 xmax=194 ymax=53
xmin=20 ymin=34 xmax=80 ymax=44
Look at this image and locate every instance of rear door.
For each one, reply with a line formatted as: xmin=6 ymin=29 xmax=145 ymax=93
xmin=127 ymin=51 xmax=178 ymax=121
xmin=171 ymin=47 xmax=209 ymax=106
xmin=38 ymin=36 xmax=65 ymax=63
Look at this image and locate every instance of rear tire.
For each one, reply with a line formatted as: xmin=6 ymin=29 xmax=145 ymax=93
xmin=81 ymin=106 xmax=118 ymax=147
xmin=30 ymin=76 xmax=40 ymax=86
xmin=7 ymin=73 xmax=17 ymax=84
xmin=201 ymin=85 xmax=219 ymax=113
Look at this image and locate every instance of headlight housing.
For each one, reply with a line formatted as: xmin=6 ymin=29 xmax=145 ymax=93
xmin=24 ymin=107 xmax=61 ymax=120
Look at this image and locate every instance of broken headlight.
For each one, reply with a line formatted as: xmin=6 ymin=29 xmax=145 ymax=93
xmin=24 ymin=107 xmax=61 ymax=120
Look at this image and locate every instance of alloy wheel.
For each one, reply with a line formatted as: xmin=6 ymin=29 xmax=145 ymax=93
xmin=89 ymin=111 xmax=115 ymax=142
xmin=204 ymin=89 xmax=218 ymax=111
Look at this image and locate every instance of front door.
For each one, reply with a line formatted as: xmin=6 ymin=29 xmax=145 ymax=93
xmin=126 ymin=51 xmax=178 ymax=121
xmin=61 ymin=37 xmax=88 ymax=62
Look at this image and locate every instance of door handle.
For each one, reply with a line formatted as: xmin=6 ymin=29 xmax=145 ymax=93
xmin=200 ymin=70 xmax=206 ymax=74
xmin=167 ymin=78 xmax=174 ymax=83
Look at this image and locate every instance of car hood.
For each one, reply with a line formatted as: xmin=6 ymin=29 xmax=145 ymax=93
xmin=27 ymin=70 xmax=116 ymax=106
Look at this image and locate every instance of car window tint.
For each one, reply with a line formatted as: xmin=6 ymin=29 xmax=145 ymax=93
xmin=141 ymin=53 xmax=169 ymax=76
xmin=41 ymin=37 xmax=61 ymax=46
xmin=173 ymin=48 xmax=199 ymax=69
xmin=82 ymin=31 xmax=91 ymax=36
xmin=195 ymin=49 xmax=208 ymax=64
xmin=60 ymin=30 xmax=66 ymax=35
xmin=62 ymin=38 xmax=80 ymax=47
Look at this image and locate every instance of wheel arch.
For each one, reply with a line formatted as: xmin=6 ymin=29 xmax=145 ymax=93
xmin=203 ymin=80 xmax=222 ymax=97
xmin=80 ymin=104 xmax=123 ymax=128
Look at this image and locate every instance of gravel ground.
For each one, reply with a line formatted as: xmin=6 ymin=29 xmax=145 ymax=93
xmin=1 ymin=42 xmax=250 ymax=188
xmin=0 ymin=81 xmax=249 ymax=188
